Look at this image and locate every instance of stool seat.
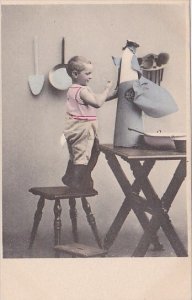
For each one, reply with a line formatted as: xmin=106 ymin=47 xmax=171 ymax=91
xmin=54 ymin=243 xmax=108 ymax=257
xmin=29 ymin=186 xmax=98 ymax=200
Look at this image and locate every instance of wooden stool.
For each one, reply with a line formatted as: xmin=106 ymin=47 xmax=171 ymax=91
xmin=54 ymin=243 xmax=108 ymax=258
xmin=28 ymin=186 xmax=102 ymax=253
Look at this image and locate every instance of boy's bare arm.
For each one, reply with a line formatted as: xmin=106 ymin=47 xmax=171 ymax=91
xmin=80 ymin=81 xmax=113 ymax=108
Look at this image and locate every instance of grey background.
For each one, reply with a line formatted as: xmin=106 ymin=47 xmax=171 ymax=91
xmin=2 ymin=4 xmax=189 ymax=257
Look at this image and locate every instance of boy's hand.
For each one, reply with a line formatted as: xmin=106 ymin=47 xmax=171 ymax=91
xmin=106 ymin=87 xmax=118 ymax=101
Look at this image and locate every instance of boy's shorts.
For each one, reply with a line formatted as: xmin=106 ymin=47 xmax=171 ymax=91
xmin=64 ymin=114 xmax=98 ymax=165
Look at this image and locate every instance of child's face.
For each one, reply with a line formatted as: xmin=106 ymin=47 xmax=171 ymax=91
xmin=73 ymin=63 xmax=93 ymax=86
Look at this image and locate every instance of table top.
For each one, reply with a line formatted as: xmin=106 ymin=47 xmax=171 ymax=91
xmin=99 ymin=144 xmax=186 ymax=160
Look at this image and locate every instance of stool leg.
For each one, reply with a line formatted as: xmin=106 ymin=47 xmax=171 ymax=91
xmin=69 ymin=197 xmax=78 ymax=242
xmin=28 ymin=196 xmax=45 ymax=249
xmin=81 ymin=197 xmax=102 ymax=249
xmin=54 ymin=199 xmax=62 ymax=257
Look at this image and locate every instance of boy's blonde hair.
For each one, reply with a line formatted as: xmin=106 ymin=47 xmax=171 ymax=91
xmin=66 ymin=56 xmax=92 ymax=77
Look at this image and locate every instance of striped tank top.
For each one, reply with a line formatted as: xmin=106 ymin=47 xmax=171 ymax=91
xmin=66 ymin=84 xmax=97 ymax=120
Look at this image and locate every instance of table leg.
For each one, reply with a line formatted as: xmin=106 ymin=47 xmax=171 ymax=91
xmin=130 ymin=159 xmax=187 ymax=257
xmin=161 ymin=159 xmax=186 ymax=212
xmin=131 ymin=159 xmax=163 ymax=251
xmin=133 ymin=159 xmax=187 ymax=256
xmin=69 ymin=197 xmax=78 ymax=242
xmin=131 ymin=160 xmax=155 ymax=193
xmin=104 ymin=198 xmax=132 ymax=250
xmin=81 ymin=197 xmax=102 ymax=248
xmin=104 ymin=153 xmax=162 ymax=250
xmin=131 ymin=203 xmax=164 ymax=251
xmin=29 ymin=196 xmax=45 ymax=249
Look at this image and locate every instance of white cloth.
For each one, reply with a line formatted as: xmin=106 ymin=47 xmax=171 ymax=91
xmin=133 ymin=76 xmax=178 ymax=118
xmin=120 ymin=48 xmax=138 ymax=83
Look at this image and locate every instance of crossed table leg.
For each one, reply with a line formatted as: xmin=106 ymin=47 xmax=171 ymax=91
xmin=104 ymin=157 xmax=163 ymax=251
xmin=103 ymin=152 xmax=187 ymax=257
xmin=129 ymin=159 xmax=187 ymax=257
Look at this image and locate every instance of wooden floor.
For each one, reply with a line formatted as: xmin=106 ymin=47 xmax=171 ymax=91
xmin=3 ymin=225 xmax=188 ymax=258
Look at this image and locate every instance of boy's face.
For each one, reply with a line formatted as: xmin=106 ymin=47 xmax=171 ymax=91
xmin=73 ymin=63 xmax=93 ymax=86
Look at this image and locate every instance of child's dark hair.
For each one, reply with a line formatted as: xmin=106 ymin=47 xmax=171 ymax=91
xmin=66 ymin=56 xmax=92 ymax=77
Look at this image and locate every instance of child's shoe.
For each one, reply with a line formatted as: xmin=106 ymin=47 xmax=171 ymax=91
xmin=62 ymin=160 xmax=73 ymax=186
xmin=69 ymin=164 xmax=93 ymax=191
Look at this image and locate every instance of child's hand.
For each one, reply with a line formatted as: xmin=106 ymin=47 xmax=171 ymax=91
xmin=106 ymin=87 xmax=118 ymax=101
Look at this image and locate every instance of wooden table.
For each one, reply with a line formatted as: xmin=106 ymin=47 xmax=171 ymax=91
xmin=99 ymin=144 xmax=187 ymax=257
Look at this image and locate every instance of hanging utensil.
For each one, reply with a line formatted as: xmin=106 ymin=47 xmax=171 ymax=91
xmin=49 ymin=37 xmax=72 ymax=90
xmin=128 ymin=128 xmax=182 ymax=150
xmin=28 ymin=36 xmax=45 ymax=96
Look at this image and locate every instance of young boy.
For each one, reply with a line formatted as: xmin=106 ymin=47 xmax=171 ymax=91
xmin=62 ymin=56 xmax=114 ymax=191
